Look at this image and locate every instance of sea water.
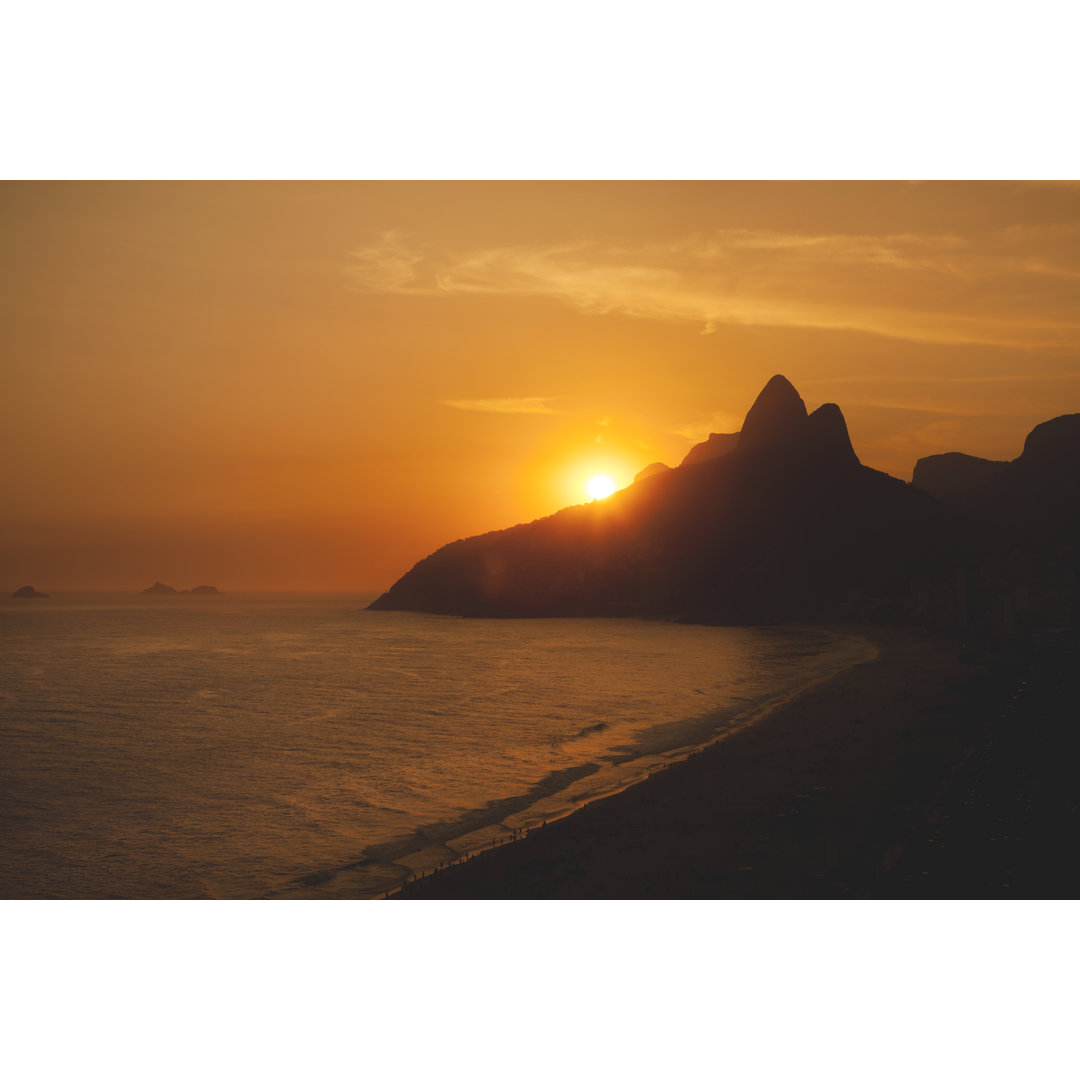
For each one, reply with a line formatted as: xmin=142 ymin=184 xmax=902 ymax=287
xmin=0 ymin=593 xmax=871 ymax=899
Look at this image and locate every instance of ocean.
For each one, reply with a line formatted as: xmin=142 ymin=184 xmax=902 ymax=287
xmin=0 ymin=593 xmax=872 ymax=899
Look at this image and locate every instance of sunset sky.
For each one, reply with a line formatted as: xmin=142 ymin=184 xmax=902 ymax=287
xmin=3 ymin=181 xmax=1080 ymax=591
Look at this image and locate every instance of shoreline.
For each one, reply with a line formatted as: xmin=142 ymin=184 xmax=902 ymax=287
xmin=282 ymin=625 xmax=877 ymax=900
xmin=396 ymin=625 xmax=1061 ymax=899
xmin=450 ymin=629 xmax=879 ymax=838
xmin=273 ymin=624 xmax=875 ymax=900
xmin=380 ymin=632 xmax=877 ymax=897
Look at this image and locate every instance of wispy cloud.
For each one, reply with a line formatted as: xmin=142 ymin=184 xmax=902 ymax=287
xmin=442 ymin=397 xmax=561 ymax=415
xmin=348 ymin=231 xmax=423 ymax=291
xmin=347 ymin=226 xmax=1080 ymax=350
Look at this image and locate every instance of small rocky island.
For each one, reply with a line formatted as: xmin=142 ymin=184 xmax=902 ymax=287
xmin=142 ymin=582 xmax=222 ymax=595
xmin=11 ymin=585 xmax=49 ymax=598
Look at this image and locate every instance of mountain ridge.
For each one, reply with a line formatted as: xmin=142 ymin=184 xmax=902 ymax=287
xmin=369 ymin=375 xmax=963 ymax=621
xmin=913 ymin=413 xmax=1080 ymax=540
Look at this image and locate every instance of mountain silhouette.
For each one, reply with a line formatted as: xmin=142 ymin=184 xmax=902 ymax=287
xmin=11 ymin=585 xmax=48 ymax=599
xmin=680 ymin=431 xmax=739 ymax=467
xmin=370 ymin=375 xmax=962 ymax=621
xmin=913 ymin=413 xmax=1080 ymax=542
xmin=142 ymin=582 xmax=178 ymax=594
xmin=141 ymin=582 xmax=222 ymax=595
xmin=736 ymin=373 xmax=808 ymax=454
xmin=633 ymin=462 xmax=671 ymax=483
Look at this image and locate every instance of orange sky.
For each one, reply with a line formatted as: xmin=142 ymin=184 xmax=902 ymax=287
xmin=3 ymin=181 xmax=1079 ymax=591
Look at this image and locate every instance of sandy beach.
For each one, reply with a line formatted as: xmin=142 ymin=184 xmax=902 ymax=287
xmin=397 ymin=626 xmax=1080 ymax=899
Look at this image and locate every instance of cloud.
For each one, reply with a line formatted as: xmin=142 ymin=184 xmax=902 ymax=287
xmin=347 ymin=225 xmax=1080 ymax=350
xmin=347 ymin=232 xmax=424 ymax=291
xmin=442 ymin=397 xmax=561 ymax=415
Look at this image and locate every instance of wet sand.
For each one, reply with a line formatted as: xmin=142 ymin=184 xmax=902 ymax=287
xmin=397 ymin=626 xmax=1079 ymax=899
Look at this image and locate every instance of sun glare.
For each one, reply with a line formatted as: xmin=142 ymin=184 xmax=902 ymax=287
xmin=586 ymin=474 xmax=617 ymax=501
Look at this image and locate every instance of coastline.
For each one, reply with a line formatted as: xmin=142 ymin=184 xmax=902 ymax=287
xmin=396 ymin=625 xmax=1058 ymax=899
xmin=278 ymin=625 xmax=876 ymax=899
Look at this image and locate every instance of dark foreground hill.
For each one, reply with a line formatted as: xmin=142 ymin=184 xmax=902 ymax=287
xmin=370 ymin=375 xmax=965 ymax=621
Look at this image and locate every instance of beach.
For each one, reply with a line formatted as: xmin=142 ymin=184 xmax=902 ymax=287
xmin=397 ymin=626 xmax=1080 ymax=899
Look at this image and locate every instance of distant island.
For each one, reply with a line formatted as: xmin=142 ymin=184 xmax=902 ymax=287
xmin=370 ymin=374 xmax=1079 ymax=643
xmin=11 ymin=585 xmax=48 ymax=599
xmin=142 ymin=582 xmax=222 ymax=595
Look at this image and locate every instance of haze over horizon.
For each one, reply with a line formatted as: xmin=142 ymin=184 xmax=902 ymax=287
xmin=4 ymin=181 xmax=1080 ymax=591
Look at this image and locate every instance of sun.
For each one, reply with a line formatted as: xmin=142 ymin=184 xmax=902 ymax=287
xmin=586 ymin=473 xmax=617 ymax=501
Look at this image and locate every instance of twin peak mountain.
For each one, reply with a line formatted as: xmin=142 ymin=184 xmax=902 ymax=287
xmin=640 ymin=374 xmax=858 ymax=477
xmin=370 ymin=375 xmax=1078 ymax=623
